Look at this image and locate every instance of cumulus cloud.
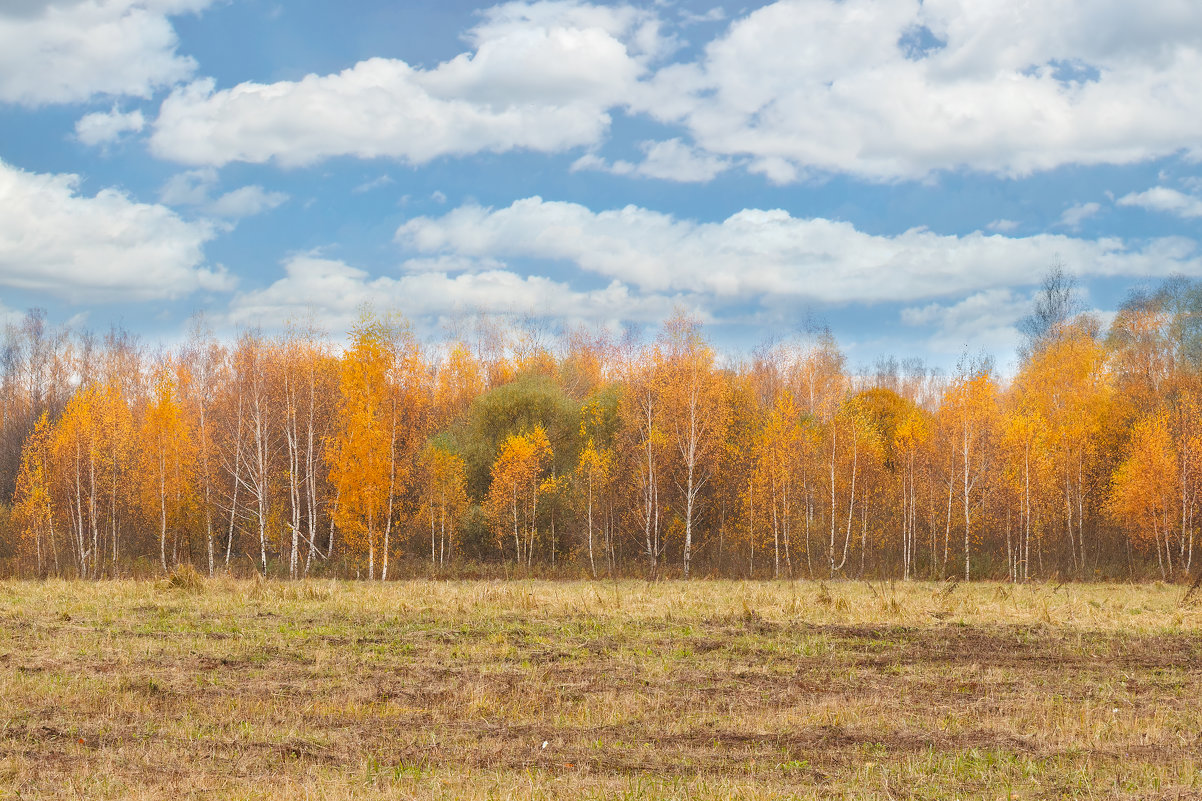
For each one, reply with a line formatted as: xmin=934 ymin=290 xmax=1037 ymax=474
xmin=630 ymin=0 xmax=1202 ymax=180
xmin=987 ymin=219 xmax=1020 ymax=233
xmin=1117 ymin=186 xmax=1202 ymax=219
xmin=150 ymin=2 xmax=665 ymax=167
xmin=678 ymin=7 xmax=726 ymax=26
xmin=0 ymin=158 xmax=229 ymax=301
xmin=901 ymin=287 xmax=1029 ymax=354
xmin=159 ymin=167 xmax=216 ymax=206
xmin=0 ymin=0 xmax=211 ymax=106
xmin=227 ymin=254 xmax=677 ymax=333
xmin=75 ymin=106 xmax=145 ymax=145
xmin=230 ymin=194 xmax=1202 ymax=353
xmin=572 ymin=138 xmax=730 ymax=182
xmin=159 ymin=167 xmax=287 ymax=219
xmin=395 ymin=196 xmax=1202 ymax=306
xmin=352 ymin=174 xmax=395 ymax=194
xmin=205 ymin=185 xmax=288 ymax=218
xmin=141 ymin=0 xmax=1202 ymax=181
xmin=1057 ymin=201 xmax=1102 ymax=229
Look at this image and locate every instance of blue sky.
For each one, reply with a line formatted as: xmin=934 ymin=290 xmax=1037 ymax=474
xmin=1 ymin=0 xmax=1201 ymax=373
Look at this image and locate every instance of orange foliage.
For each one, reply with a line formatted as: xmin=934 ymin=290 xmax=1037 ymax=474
xmin=487 ymin=426 xmax=552 ymax=565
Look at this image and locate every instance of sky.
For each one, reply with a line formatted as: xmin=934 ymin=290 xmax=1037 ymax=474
xmin=1 ymin=0 xmax=1201 ymax=373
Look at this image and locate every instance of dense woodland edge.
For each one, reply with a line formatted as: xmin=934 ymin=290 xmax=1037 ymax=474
xmin=3 ymin=271 xmax=1201 ymax=583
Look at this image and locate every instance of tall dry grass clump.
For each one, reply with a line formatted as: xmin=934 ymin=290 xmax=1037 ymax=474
xmin=163 ymin=563 xmax=206 ymax=592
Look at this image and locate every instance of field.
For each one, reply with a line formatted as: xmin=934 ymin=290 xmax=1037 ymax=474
xmin=2 ymin=578 xmax=1201 ymax=799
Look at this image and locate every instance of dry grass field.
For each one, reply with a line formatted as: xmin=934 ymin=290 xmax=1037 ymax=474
xmin=2 ymin=576 xmax=1201 ymax=799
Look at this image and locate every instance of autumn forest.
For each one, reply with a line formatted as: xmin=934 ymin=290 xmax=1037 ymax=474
xmin=2 ymin=273 xmax=1200 ymax=583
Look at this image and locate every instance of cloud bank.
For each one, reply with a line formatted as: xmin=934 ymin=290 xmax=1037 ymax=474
xmin=150 ymin=3 xmax=664 ymax=167
xmin=144 ymin=0 xmax=1202 ymax=182
xmin=0 ymin=0 xmax=211 ymax=106
xmin=395 ymin=197 xmax=1201 ymax=306
xmin=0 ymin=159 xmax=229 ymax=301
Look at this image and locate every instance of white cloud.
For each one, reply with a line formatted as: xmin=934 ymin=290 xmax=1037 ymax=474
xmin=150 ymin=2 xmax=664 ymax=167
xmin=630 ymin=0 xmax=1202 ymax=180
xmin=159 ymin=167 xmax=287 ymax=219
xmin=1117 ymin=186 xmax=1202 ymax=219
xmin=571 ymin=138 xmax=730 ymax=182
xmin=987 ymin=219 xmax=1020 ymax=233
xmin=159 ymin=167 xmax=216 ymax=206
xmin=679 ymin=7 xmax=726 ymax=25
xmin=0 ymin=158 xmax=229 ymax=301
xmin=352 ymin=174 xmax=395 ymax=194
xmin=0 ymin=0 xmax=211 ymax=106
xmin=205 ymin=185 xmax=288 ymax=218
xmin=570 ymin=153 xmax=609 ymax=173
xmin=138 ymin=0 xmax=1202 ymax=181
xmin=396 ymin=196 xmax=1202 ymax=306
xmin=74 ymin=106 xmax=145 ymax=145
xmin=901 ymin=287 xmax=1028 ymax=354
xmin=227 ymin=254 xmax=676 ymax=333
xmin=746 ymin=156 xmax=800 ymax=185
xmin=1057 ymin=201 xmax=1101 ymax=229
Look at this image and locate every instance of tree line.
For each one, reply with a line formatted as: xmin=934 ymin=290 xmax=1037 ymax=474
xmin=3 ymin=273 xmax=1202 ymax=581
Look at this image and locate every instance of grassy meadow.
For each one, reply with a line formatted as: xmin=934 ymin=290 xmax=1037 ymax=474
xmin=2 ymin=577 xmax=1201 ymax=799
